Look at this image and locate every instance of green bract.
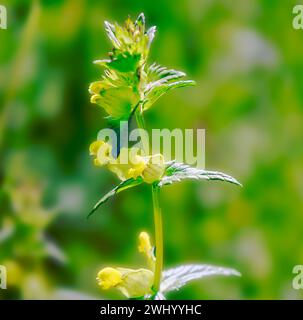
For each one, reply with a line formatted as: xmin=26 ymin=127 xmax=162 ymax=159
xmin=89 ymin=13 xmax=195 ymax=122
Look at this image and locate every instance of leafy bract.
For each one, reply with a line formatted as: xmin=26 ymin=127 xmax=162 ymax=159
xmin=158 ymin=161 xmax=242 ymax=187
xmin=88 ymin=177 xmax=143 ymax=218
xmin=90 ymin=13 xmax=195 ymax=123
xmin=142 ymin=63 xmax=196 ymax=111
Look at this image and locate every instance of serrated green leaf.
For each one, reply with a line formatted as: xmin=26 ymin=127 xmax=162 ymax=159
xmin=158 ymin=161 xmax=242 ymax=187
xmin=88 ymin=177 xmax=143 ymax=218
xmin=143 ymin=80 xmax=195 ymax=111
xmin=146 ymin=63 xmax=187 ymax=84
xmin=141 ymin=63 xmax=195 ymax=111
xmin=160 ymin=264 xmax=241 ymax=294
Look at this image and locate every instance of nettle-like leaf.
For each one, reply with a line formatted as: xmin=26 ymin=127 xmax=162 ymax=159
xmin=91 ymin=13 xmax=195 ymax=120
xmin=160 ymin=264 xmax=241 ymax=295
xmin=158 ymin=161 xmax=242 ymax=187
xmin=88 ymin=177 xmax=143 ymax=218
xmin=142 ymin=63 xmax=195 ymax=111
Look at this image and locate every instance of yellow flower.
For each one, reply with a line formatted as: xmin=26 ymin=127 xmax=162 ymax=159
xmin=96 ymin=231 xmax=155 ymax=298
xmin=108 ymin=148 xmax=147 ymax=180
xmin=89 ymin=140 xmax=113 ymax=166
xmin=97 ymin=267 xmax=123 ymax=290
xmin=89 ymin=140 xmax=165 ymax=183
xmin=89 ymin=140 xmax=103 ymax=156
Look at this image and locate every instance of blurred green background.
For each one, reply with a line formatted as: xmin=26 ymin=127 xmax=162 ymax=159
xmin=1 ymin=0 xmax=303 ymax=299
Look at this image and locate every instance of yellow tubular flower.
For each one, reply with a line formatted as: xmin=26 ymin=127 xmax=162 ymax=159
xmin=108 ymin=148 xmax=147 ymax=181
xmin=89 ymin=140 xmax=113 ymax=167
xmin=89 ymin=140 xmax=103 ymax=156
xmin=89 ymin=140 xmax=165 ymax=183
xmin=97 ymin=267 xmax=153 ymax=298
xmin=96 ymin=231 xmax=155 ymax=298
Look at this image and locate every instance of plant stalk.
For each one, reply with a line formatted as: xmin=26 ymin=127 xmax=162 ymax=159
xmin=151 ymin=183 xmax=163 ymax=293
xmin=135 ymin=109 xmax=164 ymax=294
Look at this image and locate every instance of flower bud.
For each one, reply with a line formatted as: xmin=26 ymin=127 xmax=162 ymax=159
xmin=142 ymin=154 xmax=165 ymax=184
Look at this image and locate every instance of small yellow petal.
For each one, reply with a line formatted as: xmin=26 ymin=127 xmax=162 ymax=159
xmin=97 ymin=267 xmax=123 ymax=290
xmin=89 ymin=140 xmax=104 ymax=156
xmin=90 ymin=94 xmax=102 ymax=104
xmin=94 ymin=158 xmax=102 ymax=167
xmin=97 ymin=142 xmax=112 ymax=166
xmin=89 ymin=81 xmax=104 ymax=95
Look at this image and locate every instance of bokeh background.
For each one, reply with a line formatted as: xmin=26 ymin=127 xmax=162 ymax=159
xmin=1 ymin=0 xmax=303 ymax=299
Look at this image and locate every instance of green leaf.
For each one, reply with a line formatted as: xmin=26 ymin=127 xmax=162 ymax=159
xmin=141 ymin=63 xmax=195 ymax=110
xmin=146 ymin=63 xmax=187 ymax=84
xmin=88 ymin=177 xmax=143 ymax=218
xmin=158 ymin=161 xmax=242 ymax=187
xmin=143 ymin=79 xmax=195 ymax=111
xmin=160 ymin=264 xmax=241 ymax=294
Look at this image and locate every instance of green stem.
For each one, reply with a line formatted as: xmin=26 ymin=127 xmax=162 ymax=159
xmin=135 ymin=109 xmax=146 ymax=131
xmin=151 ymin=183 xmax=163 ymax=293
xmin=135 ymin=109 xmax=164 ymax=294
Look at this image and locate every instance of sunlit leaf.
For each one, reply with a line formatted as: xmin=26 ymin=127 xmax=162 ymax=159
xmin=160 ymin=264 xmax=241 ymax=293
xmin=146 ymin=63 xmax=187 ymax=84
xmin=88 ymin=177 xmax=143 ymax=218
xmin=158 ymin=161 xmax=242 ymax=187
xmin=143 ymin=79 xmax=195 ymax=111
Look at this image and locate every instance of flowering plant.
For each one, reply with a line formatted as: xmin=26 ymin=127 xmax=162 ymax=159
xmin=88 ymin=13 xmax=242 ymax=300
